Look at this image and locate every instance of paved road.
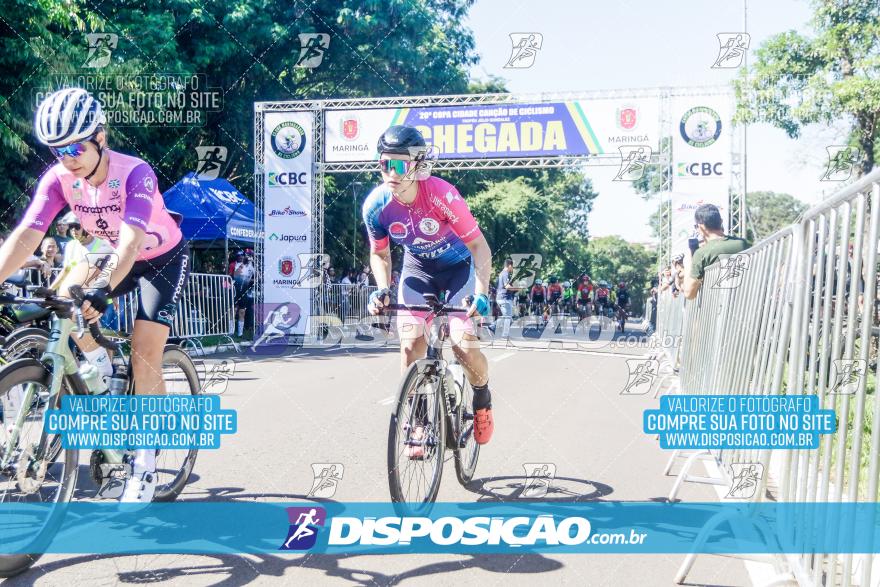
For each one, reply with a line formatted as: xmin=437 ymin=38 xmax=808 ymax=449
xmin=4 ymin=325 xmax=752 ymax=586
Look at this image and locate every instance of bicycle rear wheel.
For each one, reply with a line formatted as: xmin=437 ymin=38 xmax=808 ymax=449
xmin=453 ymin=380 xmax=480 ymax=485
xmin=152 ymin=346 xmax=200 ymax=502
xmin=0 ymin=359 xmax=78 ymax=578
xmin=387 ymin=363 xmax=446 ymax=508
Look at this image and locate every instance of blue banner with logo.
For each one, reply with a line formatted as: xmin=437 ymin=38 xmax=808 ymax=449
xmin=2 ymin=502 xmax=878 ymax=555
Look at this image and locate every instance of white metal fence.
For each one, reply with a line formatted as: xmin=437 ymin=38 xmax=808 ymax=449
xmin=321 ymin=283 xmax=379 ymax=322
xmin=657 ymin=168 xmax=880 ymax=586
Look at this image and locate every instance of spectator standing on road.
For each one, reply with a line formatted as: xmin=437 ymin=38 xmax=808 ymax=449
xmin=495 ymin=258 xmax=520 ymax=339
xmin=681 ymin=204 xmax=749 ymax=300
xmin=233 ymin=251 xmax=255 ymax=337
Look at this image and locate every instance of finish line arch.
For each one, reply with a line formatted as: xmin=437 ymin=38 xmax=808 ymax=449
xmin=253 ymin=86 xmax=740 ymax=341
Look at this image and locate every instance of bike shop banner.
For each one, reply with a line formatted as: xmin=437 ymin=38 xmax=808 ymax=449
xmin=324 ymin=98 xmax=660 ymax=162
xmin=261 ymin=110 xmax=314 ymax=337
xmin=670 ymin=94 xmax=732 ymax=199
xmin=669 ymin=191 xmax=730 ymax=258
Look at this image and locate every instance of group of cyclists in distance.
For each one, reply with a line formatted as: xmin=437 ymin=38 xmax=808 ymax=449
xmin=519 ymin=276 xmax=630 ymax=321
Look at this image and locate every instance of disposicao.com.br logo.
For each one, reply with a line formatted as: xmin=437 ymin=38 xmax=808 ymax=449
xmin=278 ymin=507 xmax=648 ymax=552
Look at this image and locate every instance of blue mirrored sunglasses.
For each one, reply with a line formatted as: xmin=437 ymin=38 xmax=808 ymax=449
xmin=50 ymin=141 xmax=89 ymax=159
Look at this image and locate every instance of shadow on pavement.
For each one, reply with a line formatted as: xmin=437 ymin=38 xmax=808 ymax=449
xmin=18 ymin=551 xmax=565 ymax=587
xmin=467 ymin=475 xmax=614 ymax=502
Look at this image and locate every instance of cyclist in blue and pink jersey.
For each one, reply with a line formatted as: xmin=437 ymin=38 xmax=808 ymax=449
xmin=364 ymin=125 xmax=495 ymax=446
xmin=0 ymin=88 xmax=190 ymax=502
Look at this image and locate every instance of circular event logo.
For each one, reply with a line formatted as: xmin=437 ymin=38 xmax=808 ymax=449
xmin=679 ymin=106 xmax=722 ymax=148
xmin=419 ymin=217 xmax=440 ymax=236
xmin=271 ymin=122 xmax=306 ymax=159
xmin=389 ymin=221 xmax=408 ymax=239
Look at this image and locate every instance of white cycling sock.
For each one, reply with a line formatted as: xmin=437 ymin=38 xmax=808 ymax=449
xmin=237 ymin=320 xmax=244 ymax=335
xmin=84 ymin=347 xmax=113 ymax=377
xmin=133 ymin=448 xmax=156 ymax=472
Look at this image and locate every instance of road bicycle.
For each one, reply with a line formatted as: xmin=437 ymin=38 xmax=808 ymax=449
xmin=0 ymin=286 xmax=200 ymax=577
xmin=617 ymin=304 xmax=628 ymax=332
xmin=384 ymin=293 xmax=480 ymax=510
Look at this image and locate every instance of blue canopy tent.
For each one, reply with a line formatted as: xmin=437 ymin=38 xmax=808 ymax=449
xmin=162 ymin=173 xmax=257 ymax=265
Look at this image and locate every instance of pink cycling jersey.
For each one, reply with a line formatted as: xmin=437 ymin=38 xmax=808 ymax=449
xmin=23 ymin=151 xmax=182 ymax=261
xmin=362 ymin=176 xmax=482 ymax=265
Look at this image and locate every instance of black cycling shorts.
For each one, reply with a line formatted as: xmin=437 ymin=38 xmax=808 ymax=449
xmin=108 ymin=240 xmax=190 ymax=328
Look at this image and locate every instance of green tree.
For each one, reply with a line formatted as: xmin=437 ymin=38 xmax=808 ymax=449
xmin=587 ymin=235 xmax=655 ymax=314
xmin=735 ymin=0 xmax=880 ymax=174
xmin=745 ymin=190 xmax=808 ymax=242
xmin=467 ymin=177 xmax=552 ymax=262
xmin=0 ymin=0 xmax=100 ymax=221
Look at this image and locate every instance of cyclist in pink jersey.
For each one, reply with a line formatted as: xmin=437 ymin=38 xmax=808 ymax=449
xmin=365 ymin=125 xmax=496 ymax=446
xmin=0 ymin=88 xmax=189 ymax=502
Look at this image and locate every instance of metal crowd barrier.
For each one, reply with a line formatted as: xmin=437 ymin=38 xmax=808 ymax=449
xmin=656 ymin=168 xmax=880 ymax=586
xmin=110 ymin=273 xmax=237 ymax=354
xmin=322 ymin=283 xmax=380 ymax=322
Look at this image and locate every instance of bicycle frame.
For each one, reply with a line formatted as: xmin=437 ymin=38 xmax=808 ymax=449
xmin=1 ymin=313 xmax=125 ymax=470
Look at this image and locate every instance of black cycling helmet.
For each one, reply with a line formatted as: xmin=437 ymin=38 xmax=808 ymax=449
xmin=377 ymin=125 xmax=426 ymax=156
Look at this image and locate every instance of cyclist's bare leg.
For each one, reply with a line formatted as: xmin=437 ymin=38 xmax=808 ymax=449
xmin=451 ymin=333 xmax=488 ymax=387
xmin=398 ymin=320 xmax=428 ymax=374
xmin=130 ymin=319 xmax=170 ymax=394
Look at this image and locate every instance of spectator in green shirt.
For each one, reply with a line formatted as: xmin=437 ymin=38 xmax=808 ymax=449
xmin=682 ymin=204 xmax=750 ymax=300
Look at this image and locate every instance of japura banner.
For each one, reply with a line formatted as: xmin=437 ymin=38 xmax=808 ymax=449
xmin=323 ymin=99 xmax=660 ymax=162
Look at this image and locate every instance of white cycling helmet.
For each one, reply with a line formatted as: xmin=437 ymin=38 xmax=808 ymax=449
xmin=35 ymin=88 xmax=106 ymax=147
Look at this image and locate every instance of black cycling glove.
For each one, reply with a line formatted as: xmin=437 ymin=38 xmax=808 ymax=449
xmin=82 ymin=287 xmax=112 ymax=314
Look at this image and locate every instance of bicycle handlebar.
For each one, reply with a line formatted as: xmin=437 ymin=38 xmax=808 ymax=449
xmin=0 ymin=286 xmax=120 ymax=352
xmin=67 ymin=285 xmax=120 ymax=352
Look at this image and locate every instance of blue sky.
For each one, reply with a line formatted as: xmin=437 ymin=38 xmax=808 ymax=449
xmin=465 ymin=0 xmax=840 ymax=242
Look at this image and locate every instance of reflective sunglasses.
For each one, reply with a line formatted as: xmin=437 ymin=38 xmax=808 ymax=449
xmin=50 ymin=141 xmax=89 ymax=159
xmin=379 ymin=158 xmax=415 ymax=175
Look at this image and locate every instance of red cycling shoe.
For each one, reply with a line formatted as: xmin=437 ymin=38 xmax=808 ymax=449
xmin=474 ymin=408 xmax=494 ymax=444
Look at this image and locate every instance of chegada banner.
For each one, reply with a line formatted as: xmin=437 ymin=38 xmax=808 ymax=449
xmin=323 ymin=98 xmax=660 ymax=162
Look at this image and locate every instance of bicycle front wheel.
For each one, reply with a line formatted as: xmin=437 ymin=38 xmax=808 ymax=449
xmin=152 ymin=346 xmax=200 ymax=502
xmin=387 ymin=363 xmax=446 ymax=507
xmin=0 ymin=359 xmax=78 ymax=578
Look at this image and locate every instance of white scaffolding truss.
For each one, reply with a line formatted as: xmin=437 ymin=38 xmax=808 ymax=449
xmin=253 ymin=86 xmax=741 ymax=337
